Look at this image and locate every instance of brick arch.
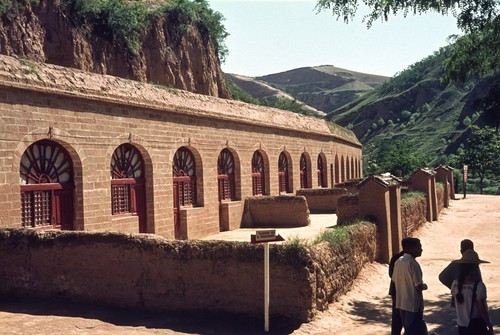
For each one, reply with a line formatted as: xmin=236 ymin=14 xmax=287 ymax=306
xmin=340 ymin=155 xmax=345 ymax=182
xmin=172 ymin=145 xmax=203 ymax=239
xmin=278 ymin=150 xmax=293 ymax=194
xmin=106 ymin=135 xmax=155 ymax=233
xmin=13 ymin=129 xmax=85 ymax=230
xmin=334 ymin=154 xmax=340 ymax=184
xmin=345 ymin=155 xmax=351 ymax=180
xmin=300 ymin=151 xmax=312 ymax=189
xmin=317 ymin=152 xmax=327 ymax=187
xmin=251 ymin=149 xmax=270 ymax=196
xmin=109 ymin=143 xmax=148 ymax=233
xmin=351 ymin=156 xmax=355 ymax=179
xmin=217 ymin=147 xmax=241 ymax=201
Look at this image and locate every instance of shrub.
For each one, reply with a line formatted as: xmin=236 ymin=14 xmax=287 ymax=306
xmin=0 ymin=0 xmax=39 ymax=17
xmin=62 ymin=0 xmax=228 ymax=59
xmin=377 ymin=117 xmax=385 ymax=127
xmin=401 ymin=110 xmax=412 ymax=120
xmin=463 ymin=116 xmax=472 ymax=127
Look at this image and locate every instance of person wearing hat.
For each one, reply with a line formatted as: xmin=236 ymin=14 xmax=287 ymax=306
xmin=439 ymin=239 xmax=482 ymax=290
xmin=451 ymin=249 xmax=493 ymax=335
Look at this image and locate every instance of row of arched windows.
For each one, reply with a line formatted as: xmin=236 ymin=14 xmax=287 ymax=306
xmin=19 ymin=140 xmax=360 ymax=234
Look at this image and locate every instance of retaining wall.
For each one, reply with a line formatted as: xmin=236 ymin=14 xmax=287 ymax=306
xmin=0 ymin=223 xmax=377 ymax=322
xmin=241 ymin=196 xmax=310 ymax=228
xmin=296 ymin=188 xmax=347 ymax=213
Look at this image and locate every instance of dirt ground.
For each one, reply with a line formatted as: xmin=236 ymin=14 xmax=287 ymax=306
xmin=0 ymin=194 xmax=499 ymax=335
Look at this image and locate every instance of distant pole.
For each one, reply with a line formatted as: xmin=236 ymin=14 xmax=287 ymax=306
xmin=462 ymin=165 xmax=468 ymax=199
xmin=264 ymin=242 xmax=270 ymax=332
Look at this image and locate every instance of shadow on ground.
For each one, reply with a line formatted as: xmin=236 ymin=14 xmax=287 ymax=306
xmin=340 ymin=293 xmax=500 ymax=335
xmin=0 ymin=296 xmax=301 ymax=335
xmin=2 ymin=294 xmax=499 ymax=334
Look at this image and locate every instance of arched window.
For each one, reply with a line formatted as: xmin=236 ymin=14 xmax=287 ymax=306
xmin=110 ymin=144 xmax=146 ymax=232
xmin=340 ymin=156 xmax=345 ymax=182
xmin=351 ymin=157 xmax=356 ymax=179
xmin=278 ymin=152 xmax=290 ymax=194
xmin=346 ymin=156 xmax=351 ymax=180
xmin=218 ymin=149 xmax=236 ymax=201
xmin=173 ymin=147 xmax=197 ymax=206
xmin=20 ymin=140 xmax=73 ymax=229
xmin=317 ymin=154 xmax=327 ymax=187
xmin=300 ymin=153 xmax=309 ymax=189
xmin=252 ymin=151 xmax=266 ymax=196
xmin=335 ymin=154 xmax=340 ymax=184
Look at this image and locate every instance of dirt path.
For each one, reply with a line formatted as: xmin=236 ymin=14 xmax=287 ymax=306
xmin=1 ymin=194 xmax=499 ymax=335
xmin=294 ymin=194 xmax=500 ymax=335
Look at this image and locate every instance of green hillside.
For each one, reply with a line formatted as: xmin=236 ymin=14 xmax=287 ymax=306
xmin=325 ymin=47 xmax=498 ymax=169
xmin=227 ymin=47 xmax=499 ymax=193
xmin=226 ymin=65 xmax=388 ymax=115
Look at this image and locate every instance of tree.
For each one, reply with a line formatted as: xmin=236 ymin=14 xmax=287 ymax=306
xmin=372 ymin=139 xmax=426 ymax=177
xmin=315 ymin=0 xmax=500 ymax=81
xmin=450 ymin=126 xmax=500 ymax=194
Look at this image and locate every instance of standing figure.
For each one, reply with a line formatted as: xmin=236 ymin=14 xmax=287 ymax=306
xmin=392 ymin=237 xmax=429 ymax=335
xmin=439 ymin=239 xmax=482 ymax=290
xmin=389 ymin=239 xmax=406 ymax=335
xmin=451 ymin=249 xmax=493 ymax=335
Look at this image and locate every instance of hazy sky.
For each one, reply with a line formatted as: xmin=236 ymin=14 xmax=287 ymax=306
xmin=208 ymin=0 xmax=462 ymax=77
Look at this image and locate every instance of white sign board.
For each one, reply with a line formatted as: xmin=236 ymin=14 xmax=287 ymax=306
xmin=255 ymin=230 xmax=276 ymax=243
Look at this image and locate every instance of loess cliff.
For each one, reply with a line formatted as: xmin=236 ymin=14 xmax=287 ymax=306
xmin=0 ymin=0 xmax=230 ymax=98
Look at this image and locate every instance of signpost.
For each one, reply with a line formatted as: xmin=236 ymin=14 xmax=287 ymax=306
xmin=462 ymin=165 xmax=468 ymax=198
xmin=250 ymin=230 xmax=284 ymax=332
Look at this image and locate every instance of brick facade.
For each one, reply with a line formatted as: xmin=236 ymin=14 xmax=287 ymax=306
xmin=0 ymin=55 xmax=362 ymax=239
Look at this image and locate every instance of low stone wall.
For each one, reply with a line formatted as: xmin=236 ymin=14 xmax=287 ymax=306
xmin=0 ymin=223 xmax=377 ymax=322
xmin=296 ymin=188 xmax=347 ymax=213
xmin=241 ymin=196 xmax=310 ymax=228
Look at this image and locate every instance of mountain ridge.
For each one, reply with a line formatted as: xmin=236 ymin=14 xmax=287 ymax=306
xmin=226 ymin=65 xmax=389 ymax=115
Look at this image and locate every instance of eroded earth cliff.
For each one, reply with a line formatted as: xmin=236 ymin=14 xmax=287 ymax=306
xmin=0 ymin=0 xmax=230 ymax=98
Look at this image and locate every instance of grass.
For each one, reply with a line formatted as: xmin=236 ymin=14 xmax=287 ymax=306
xmin=312 ymin=225 xmax=350 ymax=245
xmin=401 ymin=191 xmax=426 ymax=205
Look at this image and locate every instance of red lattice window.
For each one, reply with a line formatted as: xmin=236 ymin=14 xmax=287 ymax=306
xmin=252 ymin=151 xmax=266 ymax=196
xmin=300 ymin=154 xmax=309 ymax=189
xmin=111 ymin=144 xmax=145 ymax=215
xmin=173 ymin=147 xmax=197 ymax=206
xmin=317 ymin=154 xmax=326 ymax=187
xmin=20 ymin=140 xmax=73 ymax=229
xmin=278 ymin=152 xmax=290 ymax=194
xmin=218 ymin=149 xmax=236 ymax=201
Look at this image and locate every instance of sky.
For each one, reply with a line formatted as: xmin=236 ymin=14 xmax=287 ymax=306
xmin=207 ymin=0 xmax=462 ymax=77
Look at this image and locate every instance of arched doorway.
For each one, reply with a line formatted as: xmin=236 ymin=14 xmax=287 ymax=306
xmin=218 ymin=148 xmax=236 ymax=231
xmin=172 ymin=147 xmax=196 ymax=239
xmin=218 ymin=148 xmax=236 ymax=202
xmin=335 ymin=154 xmax=340 ymax=184
xmin=317 ymin=154 xmax=327 ymax=187
xmin=20 ymin=140 xmax=74 ymax=230
xmin=300 ymin=153 xmax=309 ymax=189
xmin=252 ymin=150 xmax=266 ymax=196
xmin=110 ymin=143 xmax=147 ymax=233
xmin=278 ymin=152 xmax=290 ymax=194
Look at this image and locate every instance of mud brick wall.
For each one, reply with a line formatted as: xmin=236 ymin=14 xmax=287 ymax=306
xmin=0 ymin=55 xmax=362 ymax=239
xmin=401 ymin=196 xmax=427 ymax=237
xmin=241 ymin=196 xmax=310 ymax=228
xmin=296 ymin=188 xmax=348 ymax=213
xmin=0 ymin=223 xmax=377 ymax=322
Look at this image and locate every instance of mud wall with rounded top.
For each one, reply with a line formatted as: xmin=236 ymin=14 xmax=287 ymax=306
xmin=0 ymin=223 xmax=376 ymax=322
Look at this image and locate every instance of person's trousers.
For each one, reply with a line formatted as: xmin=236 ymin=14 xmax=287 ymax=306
xmin=399 ymin=309 xmax=428 ymax=335
xmin=391 ymin=298 xmax=403 ymax=335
